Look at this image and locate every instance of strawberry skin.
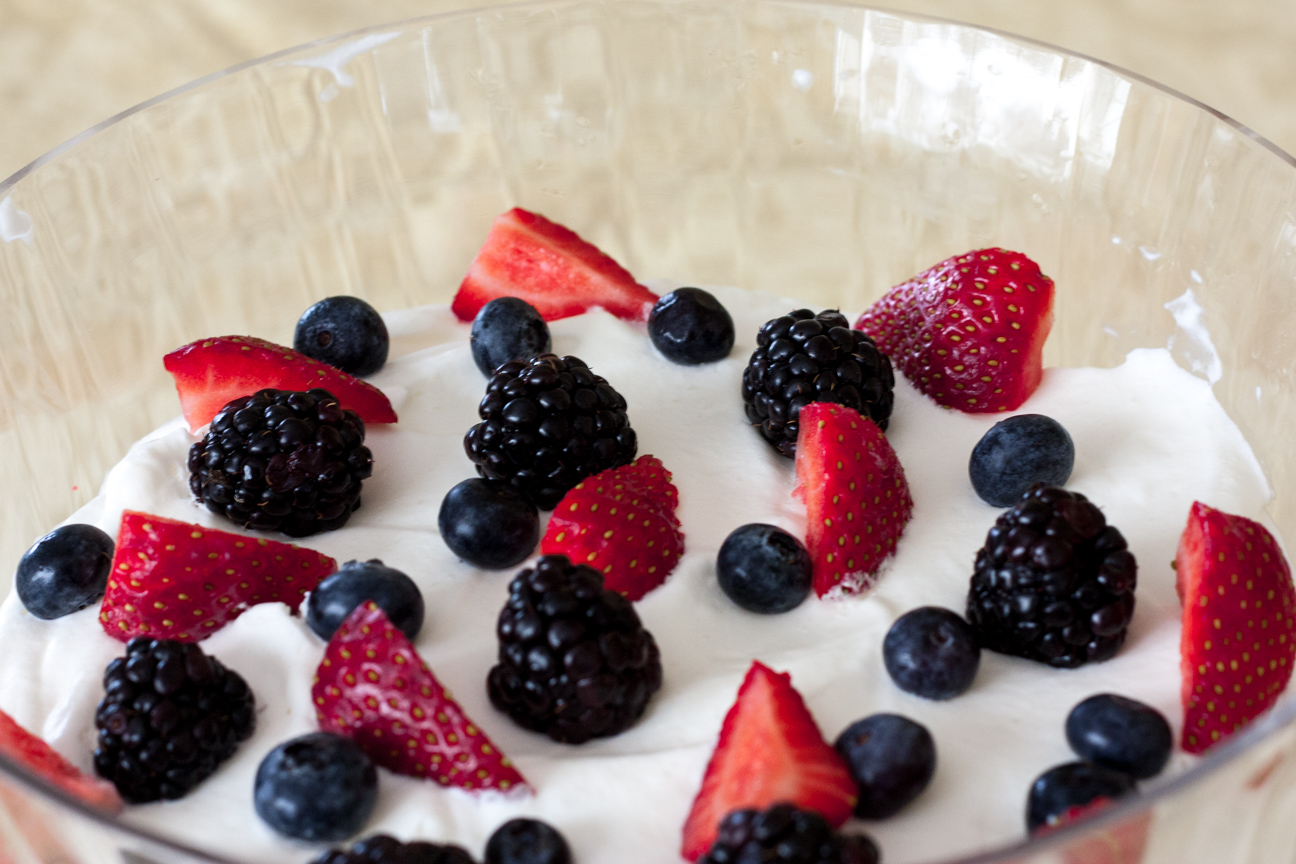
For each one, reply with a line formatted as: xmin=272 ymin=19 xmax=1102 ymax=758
xmin=794 ymin=402 xmax=913 ymax=598
xmin=1176 ymin=501 xmax=1296 ymax=754
xmin=313 ymin=602 xmax=528 ymax=793
xmin=680 ymin=661 xmax=856 ymax=862
xmin=540 ymin=455 xmax=684 ymax=601
xmin=855 ymin=248 xmax=1054 ymax=413
xmin=164 ymin=335 xmax=398 ymax=433
xmin=452 ymin=208 xmax=658 ymax=323
xmin=0 ymin=708 xmax=122 ymax=812
xmin=99 ymin=510 xmax=336 ymax=642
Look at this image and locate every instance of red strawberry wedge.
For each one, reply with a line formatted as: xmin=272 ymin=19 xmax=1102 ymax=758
xmin=794 ymin=403 xmax=913 ymax=598
xmin=681 ymin=661 xmax=856 ymax=861
xmin=164 ymin=335 xmax=398 ymax=433
xmin=0 ymin=708 xmax=122 ymax=812
xmin=313 ymin=602 xmax=528 ymax=793
xmin=451 ymin=208 xmax=658 ymax=323
xmin=540 ymin=455 xmax=684 ymax=601
xmin=1176 ymin=501 xmax=1296 ymax=754
xmin=855 ymin=248 xmax=1054 ymax=413
xmin=99 ymin=511 xmax=336 ymax=642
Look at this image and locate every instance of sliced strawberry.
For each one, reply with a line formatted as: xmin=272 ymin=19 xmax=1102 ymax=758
xmin=99 ymin=510 xmax=336 ymax=642
xmin=313 ymin=602 xmax=528 ymax=793
xmin=680 ymin=661 xmax=856 ymax=861
xmin=164 ymin=335 xmax=397 ymax=433
xmin=540 ymin=455 xmax=684 ymax=601
xmin=794 ymin=403 xmax=912 ymax=598
xmin=451 ymin=208 xmax=658 ymax=323
xmin=1036 ymin=799 xmax=1152 ymax=864
xmin=1176 ymin=501 xmax=1296 ymax=754
xmin=0 ymin=708 xmax=121 ymax=811
xmin=855 ymin=248 xmax=1054 ymax=413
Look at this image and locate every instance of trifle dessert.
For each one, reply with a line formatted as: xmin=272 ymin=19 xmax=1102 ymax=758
xmin=0 ymin=207 xmax=1288 ymax=864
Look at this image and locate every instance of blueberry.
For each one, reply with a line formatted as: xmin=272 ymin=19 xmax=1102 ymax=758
xmin=716 ymin=523 xmax=812 ymax=614
xmin=882 ymin=607 xmax=980 ymax=700
xmin=438 ymin=478 xmax=540 ymax=569
xmin=306 ymin=559 xmax=424 ymax=641
xmin=471 ymin=297 xmax=552 ymax=376
xmin=485 ymin=818 xmax=573 ymax=864
xmin=648 ymin=287 xmax=735 ymax=365
xmin=834 ymin=713 xmax=936 ymax=819
xmin=1065 ymin=694 xmax=1172 ymax=780
xmin=1026 ymin=760 xmax=1137 ymax=833
xmin=253 ymin=732 xmax=377 ymax=841
xmin=294 ymin=296 xmax=390 ymax=376
xmin=969 ymin=414 xmax=1075 ymax=507
xmin=15 ymin=524 xmax=114 ymax=620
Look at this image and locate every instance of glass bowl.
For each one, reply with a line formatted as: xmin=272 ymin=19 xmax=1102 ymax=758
xmin=2 ymin=1 xmax=1296 ymax=863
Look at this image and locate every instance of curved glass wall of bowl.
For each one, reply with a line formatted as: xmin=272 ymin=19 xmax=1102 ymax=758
xmin=1 ymin=1 xmax=1296 ymax=863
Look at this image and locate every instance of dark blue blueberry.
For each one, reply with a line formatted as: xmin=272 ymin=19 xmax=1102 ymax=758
xmin=15 ymin=524 xmax=114 ymax=620
xmin=1026 ymin=760 xmax=1137 ymax=834
xmin=1065 ymin=694 xmax=1172 ymax=779
xmin=485 ymin=818 xmax=573 ymax=864
xmin=306 ymin=559 xmax=424 ymax=641
xmin=716 ymin=523 xmax=813 ymax=614
xmin=834 ymin=713 xmax=937 ymax=819
xmin=648 ymin=287 xmax=735 ymax=365
xmin=969 ymin=414 xmax=1075 ymax=507
xmin=438 ymin=478 xmax=540 ymax=569
xmin=253 ymin=732 xmax=377 ymax=841
xmin=471 ymin=297 xmax=552 ymax=376
xmin=883 ymin=607 xmax=980 ymax=700
xmin=294 ymin=296 xmax=390 ymax=377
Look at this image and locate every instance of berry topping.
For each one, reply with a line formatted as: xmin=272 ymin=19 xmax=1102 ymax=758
xmin=716 ymin=523 xmax=813 ymax=614
xmin=882 ymin=607 xmax=980 ymax=700
xmin=471 ymin=297 xmax=553 ymax=377
xmin=438 ymin=478 xmax=540 ymax=570
xmin=306 ymin=559 xmax=425 ymax=641
xmin=312 ymin=835 xmax=476 ymax=864
xmin=187 ymin=388 xmax=374 ymax=537
xmin=0 ymin=707 xmax=121 ymax=811
xmin=794 ymin=403 xmax=913 ymax=597
xmin=855 ymin=248 xmax=1054 ymax=413
xmin=968 ymin=414 xmax=1075 ymax=507
xmin=254 ymin=732 xmax=378 ymax=842
xmin=1025 ymin=761 xmax=1136 ymax=834
xmin=680 ymin=661 xmax=856 ymax=862
xmin=487 ymin=555 xmax=663 ymax=743
xmin=1065 ymin=694 xmax=1172 ymax=780
xmin=452 ymin=208 xmax=658 ymax=323
xmin=1175 ymin=501 xmax=1296 ymax=753
xmin=742 ymin=309 xmax=894 ymax=458
xmin=16 ymin=523 xmax=114 ymax=620
xmin=540 ymin=455 xmax=684 ymax=601
xmin=465 ymin=354 xmax=637 ymax=510
xmin=648 ymin=287 xmax=736 ymax=365
xmin=699 ymin=804 xmax=879 ymax=864
xmin=294 ymin=296 xmax=390 ymax=377
xmin=94 ymin=637 xmax=255 ymax=803
xmin=313 ymin=602 xmax=528 ymax=792
xmin=99 ymin=510 xmax=336 ymax=642
xmin=485 ymin=818 xmax=573 ymax=864
xmin=833 ymin=713 xmax=936 ymax=818
xmin=966 ymin=485 xmax=1137 ymax=668
xmin=164 ymin=335 xmax=397 ymax=433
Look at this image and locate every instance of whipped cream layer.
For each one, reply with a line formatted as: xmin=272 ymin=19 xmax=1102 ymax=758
xmin=0 ymin=285 xmax=1273 ymax=864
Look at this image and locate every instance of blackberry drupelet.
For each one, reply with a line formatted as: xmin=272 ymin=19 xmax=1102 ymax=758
xmin=187 ymin=388 xmax=373 ymax=537
xmin=967 ymin=485 xmax=1138 ymax=669
xmin=94 ymin=638 xmax=255 ymax=802
xmin=487 ymin=555 xmax=662 ymax=743
xmin=464 ymin=354 xmax=637 ymax=510
xmin=311 ymin=835 xmax=476 ymax=864
xmin=701 ymin=804 xmax=880 ymax=864
xmin=741 ymin=309 xmax=894 ymax=458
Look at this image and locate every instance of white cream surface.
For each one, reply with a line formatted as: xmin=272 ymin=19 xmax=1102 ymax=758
xmin=0 ymin=285 xmax=1274 ymax=864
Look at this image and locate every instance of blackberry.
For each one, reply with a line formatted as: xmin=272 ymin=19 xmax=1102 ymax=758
xmin=187 ymin=388 xmax=373 ymax=537
xmin=311 ymin=835 xmax=475 ymax=864
xmin=94 ymin=637 xmax=255 ymax=802
xmin=966 ymin=485 xmax=1138 ymax=669
xmin=741 ymin=309 xmax=894 ymax=458
xmin=465 ymin=355 xmax=637 ymax=510
xmin=487 ymin=555 xmax=662 ymax=743
xmin=701 ymin=804 xmax=880 ymax=864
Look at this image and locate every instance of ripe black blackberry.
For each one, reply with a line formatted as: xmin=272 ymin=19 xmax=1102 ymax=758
xmin=94 ymin=638 xmax=255 ymax=802
xmin=487 ymin=555 xmax=662 ymax=743
xmin=311 ymin=834 xmax=475 ymax=864
xmin=742 ymin=309 xmax=895 ymax=457
xmin=966 ymin=485 xmax=1138 ymax=669
xmin=701 ymin=804 xmax=880 ymax=864
xmin=464 ymin=354 xmax=636 ymax=510
xmin=187 ymin=388 xmax=373 ymax=537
